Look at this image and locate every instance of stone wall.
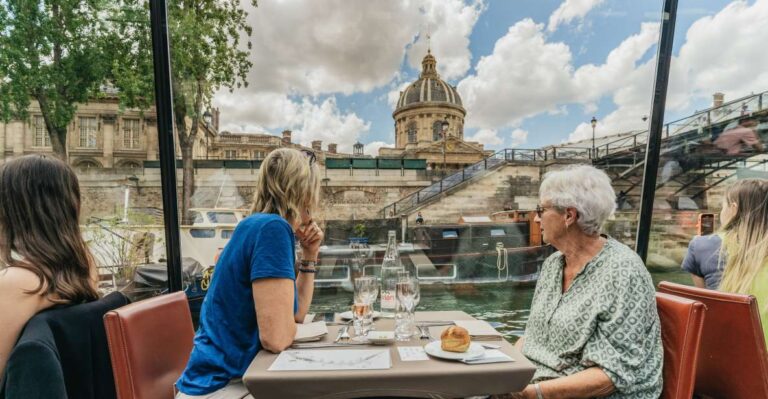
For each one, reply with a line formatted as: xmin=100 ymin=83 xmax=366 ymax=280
xmin=407 ymin=164 xmax=544 ymax=224
xmin=76 ymin=167 xmax=430 ymax=222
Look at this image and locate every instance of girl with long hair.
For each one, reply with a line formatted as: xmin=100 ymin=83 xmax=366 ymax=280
xmin=718 ymin=178 xmax=768 ymax=344
xmin=0 ymin=155 xmax=99 ymax=380
xmin=176 ymin=148 xmax=323 ymax=398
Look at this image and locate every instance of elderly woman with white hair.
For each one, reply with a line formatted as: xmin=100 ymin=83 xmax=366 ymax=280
xmin=510 ymin=165 xmax=662 ymax=399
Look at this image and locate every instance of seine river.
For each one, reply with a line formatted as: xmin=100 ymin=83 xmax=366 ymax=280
xmin=309 ymin=266 xmax=692 ymax=341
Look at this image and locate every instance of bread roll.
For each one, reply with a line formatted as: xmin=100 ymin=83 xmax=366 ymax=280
xmin=440 ymin=326 xmax=470 ymax=352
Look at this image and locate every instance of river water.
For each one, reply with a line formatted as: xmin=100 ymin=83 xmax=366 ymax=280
xmin=309 ymin=266 xmax=692 ymax=341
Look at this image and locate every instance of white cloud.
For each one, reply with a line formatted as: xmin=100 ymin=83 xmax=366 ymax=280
xmin=213 ymin=0 xmax=483 ymax=147
xmin=458 ymin=19 xmax=577 ymax=129
xmin=467 ymin=128 xmax=502 ymax=145
xmin=510 ymin=128 xmax=529 ymax=147
xmin=569 ymin=0 xmax=768 ymax=141
xmin=405 ymin=0 xmax=486 ymax=81
xmin=216 ymin=93 xmax=370 ymax=154
xmin=364 ymin=141 xmax=393 ymax=156
xmin=548 ymin=0 xmax=605 ymax=32
xmin=458 ymin=19 xmax=656 ymax=133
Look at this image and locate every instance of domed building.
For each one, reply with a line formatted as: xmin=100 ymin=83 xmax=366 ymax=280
xmin=379 ymin=50 xmax=490 ymax=174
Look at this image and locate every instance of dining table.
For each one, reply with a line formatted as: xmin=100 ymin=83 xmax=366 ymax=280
xmin=243 ymin=310 xmax=537 ymax=398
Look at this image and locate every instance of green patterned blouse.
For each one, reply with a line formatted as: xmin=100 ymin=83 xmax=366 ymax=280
xmin=522 ymin=237 xmax=663 ymax=398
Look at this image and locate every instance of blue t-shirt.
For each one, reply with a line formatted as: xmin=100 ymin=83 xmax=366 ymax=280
xmin=176 ymin=213 xmax=297 ymax=395
xmin=681 ymin=234 xmax=725 ymax=289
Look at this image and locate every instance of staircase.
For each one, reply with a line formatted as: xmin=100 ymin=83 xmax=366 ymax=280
xmin=379 ymin=147 xmax=588 ymax=217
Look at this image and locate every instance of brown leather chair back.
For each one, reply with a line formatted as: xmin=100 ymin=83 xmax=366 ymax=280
xmin=104 ymin=292 xmax=195 ymax=399
xmin=658 ymin=281 xmax=768 ymax=399
xmin=656 ymin=292 xmax=706 ymax=399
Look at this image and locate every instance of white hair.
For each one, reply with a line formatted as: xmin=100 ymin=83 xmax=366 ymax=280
xmin=539 ymin=164 xmax=616 ymax=235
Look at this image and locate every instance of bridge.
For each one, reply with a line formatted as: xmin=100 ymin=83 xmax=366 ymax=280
xmin=380 ymin=90 xmax=768 ymax=218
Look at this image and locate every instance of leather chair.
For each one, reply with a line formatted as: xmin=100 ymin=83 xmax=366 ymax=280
xmin=104 ymin=291 xmax=195 ymax=399
xmin=1 ymin=292 xmax=129 ymax=399
xmin=656 ymin=292 xmax=706 ymax=399
xmin=658 ymin=281 xmax=768 ymax=399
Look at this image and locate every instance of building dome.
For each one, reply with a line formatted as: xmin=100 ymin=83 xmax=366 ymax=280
xmin=395 ymin=50 xmax=463 ymax=111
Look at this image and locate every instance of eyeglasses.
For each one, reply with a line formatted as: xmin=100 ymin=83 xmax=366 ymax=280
xmin=535 ymin=205 xmax=556 ymax=217
xmin=301 ymin=149 xmax=317 ymax=166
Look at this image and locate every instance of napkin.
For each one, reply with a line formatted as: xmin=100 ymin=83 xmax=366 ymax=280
xmin=460 ymin=349 xmax=514 ymax=365
xmin=453 ymin=320 xmax=504 ymax=341
xmin=293 ymin=321 xmax=328 ymax=343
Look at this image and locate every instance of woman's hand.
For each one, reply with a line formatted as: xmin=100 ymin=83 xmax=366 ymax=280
xmin=297 ymin=221 xmax=324 ymax=261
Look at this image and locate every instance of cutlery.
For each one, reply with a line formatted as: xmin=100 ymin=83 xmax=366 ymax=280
xmin=334 ymin=324 xmax=351 ymax=343
xmin=416 ymin=321 xmax=455 ymax=326
xmin=418 ymin=325 xmax=432 ymax=340
xmin=291 ymin=342 xmax=370 ymax=349
xmin=480 ymin=343 xmax=501 ymax=349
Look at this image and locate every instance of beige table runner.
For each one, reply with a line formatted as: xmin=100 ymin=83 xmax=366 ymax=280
xmin=243 ymin=311 xmax=536 ymax=399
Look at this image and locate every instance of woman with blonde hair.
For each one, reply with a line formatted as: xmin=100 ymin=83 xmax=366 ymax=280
xmin=177 ymin=148 xmax=324 ymax=398
xmin=0 ymin=155 xmax=100 ymax=381
xmin=717 ymin=178 xmax=768 ymax=345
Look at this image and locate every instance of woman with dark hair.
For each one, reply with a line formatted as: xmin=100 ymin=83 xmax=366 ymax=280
xmin=0 ymin=155 xmax=100 ymax=380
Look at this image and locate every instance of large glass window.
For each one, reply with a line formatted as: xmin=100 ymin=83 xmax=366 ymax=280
xmin=123 ymin=118 xmax=141 ymax=149
xmin=79 ymin=117 xmax=98 ymax=148
xmin=33 ymin=116 xmax=51 ymax=147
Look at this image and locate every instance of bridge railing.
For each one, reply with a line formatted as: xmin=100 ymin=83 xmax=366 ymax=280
xmin=553 ymin=90 xmax=768 ymax=160
xmin=379 ymin=146 xmax=600 ymax=218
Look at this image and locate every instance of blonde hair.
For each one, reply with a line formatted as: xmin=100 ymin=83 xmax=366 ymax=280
xmin=718 ymin=179 xmax=768 ymax=295
xmin=251 ymin=148 xmax=320 ymax=225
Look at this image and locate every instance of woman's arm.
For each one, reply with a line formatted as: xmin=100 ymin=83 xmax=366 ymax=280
xmin=512 ymin=367 xmax=615 ymax=399
xmin=294 ymin=270 xmax=314 ymax=323
xmin=294 ymin=221 xmax=324 ymax=323
xmin=691 ymin=275 xmax=706 ymax=288
xmin=0 ymin=268 xmax=48 ymax=381
xmin=252 ymin=278 xmax=297 ymax=353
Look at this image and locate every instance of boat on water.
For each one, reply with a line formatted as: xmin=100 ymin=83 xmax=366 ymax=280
xmin=314 ymin=210 xmax=552 ymax=290
xmin=89 ymin=208 xmax=552 ymax=301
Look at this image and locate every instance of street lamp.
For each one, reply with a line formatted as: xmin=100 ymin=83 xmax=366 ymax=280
xmin=590 ymin=116 xmax=597 ymax=159
xmin=441 ymin=119 xmax=449 ymax=178
xmin=203 ymin=110 xmax=213 ymax=159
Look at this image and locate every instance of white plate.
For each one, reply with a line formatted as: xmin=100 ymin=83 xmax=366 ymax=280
xmin=339 ymin=311 xmax=382 ymax=320
xmin=366 ymin=330 xmax=395 ymax=345
xmin=424 ymin=341 xmax=485 ymax=361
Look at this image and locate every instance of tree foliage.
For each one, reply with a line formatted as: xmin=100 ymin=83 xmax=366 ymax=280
xmin=0 ymin=0 xmax=114 ymax=159
xmin=112 ymin=0 xmax=257 ymax=222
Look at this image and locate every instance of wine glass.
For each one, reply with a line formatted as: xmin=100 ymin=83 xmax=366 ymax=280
xmin=353 ymin=276 xmax=379 ymax=337
xmin=395 ymin=275 xmax=417 ymax=341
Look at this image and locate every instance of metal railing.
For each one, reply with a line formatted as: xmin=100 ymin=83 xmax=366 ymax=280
xmin=379 ymin=147 xmax=581 ymax=217
xmin=549 ymin=90 xmax=768 ymax=161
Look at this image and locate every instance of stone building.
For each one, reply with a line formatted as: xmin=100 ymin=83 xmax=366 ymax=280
xmin=0 ymin=99 xmax=345 ymax=166
xmin=0 ymin=96 xmax=215 ymax=168
xmin=379 ymin=50 xmax=491 ymax=173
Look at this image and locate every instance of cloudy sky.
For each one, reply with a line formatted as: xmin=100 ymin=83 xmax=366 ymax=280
xmin=211 ymin=0 xmax=768 ymax=155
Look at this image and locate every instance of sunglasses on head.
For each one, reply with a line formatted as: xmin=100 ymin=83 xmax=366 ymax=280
xmin=301 ymin=149 xmax=317 ymax=166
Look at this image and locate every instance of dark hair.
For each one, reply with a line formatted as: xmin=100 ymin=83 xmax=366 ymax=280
xmin=0 ymin=155 xmax=99 ymax=303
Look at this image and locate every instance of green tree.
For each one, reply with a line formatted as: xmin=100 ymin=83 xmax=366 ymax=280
xmin=0 ymin=0 xmax=113 ymax=159
xmin=112 ymin=0 xmax=257 ymax=223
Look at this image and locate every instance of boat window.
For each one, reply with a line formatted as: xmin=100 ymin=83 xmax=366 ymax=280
xmin=490 ymin=229 xmax=506 ymax=237
xmin=207 ymin=211 xmax=238 ymax=224
xmin=442 ymin=230 xmax=458 ymax=239
xmin=221 ymin=230 xmax=234 ymax=239
xmin=192 ymin=212 xmax=204 ymax=224
xmin=190 ymin=229 xmax=216 ymax=238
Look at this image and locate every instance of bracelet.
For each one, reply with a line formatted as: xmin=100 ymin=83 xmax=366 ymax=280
xmin=300 ymin=260 xmax=317 ymax=268
xmin=534 ymin=383 xmax=544 ymax=399
xmin=298 ymin=268 xmax=317 ymax=274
